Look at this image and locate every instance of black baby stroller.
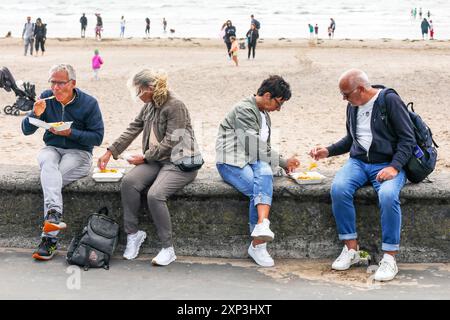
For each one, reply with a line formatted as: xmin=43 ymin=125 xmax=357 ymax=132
xmin=0 ymin=66 xmax=36 ymax=116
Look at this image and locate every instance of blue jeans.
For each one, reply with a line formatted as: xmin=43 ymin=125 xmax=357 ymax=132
xmin=331 ymin=158 xmax=407 ymax=252
xmin=216 ymin=161 xmax=273 ymax=233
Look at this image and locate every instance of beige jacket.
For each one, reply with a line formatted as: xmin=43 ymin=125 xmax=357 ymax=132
xmin=108 ymin=91 xmax=201 ymax=163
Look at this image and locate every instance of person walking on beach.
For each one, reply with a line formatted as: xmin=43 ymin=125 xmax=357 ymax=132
xmin=229 ymin=36 xmax=239 ymax=66
xmin=421 ymin=18 xmax=430 ymax=40
xmin=80 ymin=13 xmax=87 ymax=38
xmin=314 ymin=23 xmax=319 ymax=39
xmin=429 ymin=20 xmax=434 ymax=40
xmin=163 ymin=18 xmax=167 ymax=32
xmin=309 ymin=69 xmax=415 ymax=282
xmin=97 ymin=69 xmax=203 ymax=266
xmin=120 ymin=16 xmax=126 ymax=38
xmin=145 ymin=17 xmax=150 ymax=38
xmin=223 ymin=20 xmax=236 ymax=59
xmin=215 ymin=75 xmax=299 ymax=267
xmin=419 ymin=7 xmax=422 ymax=19
xmin=95 ymin=13 xmax=103 ymax=41
xmin=22 ymin=16 xmax=35 ymax=56
xmin=34 ymin=18 xmax=47 ymax=56
xmin=21 ymin=63 xmax=104 ymax=261
xmin=92 ymin=49 xmax=104 ymax=80
xmin=413 ymin=8 xmax=417 ymax=19
xmin=246 ymin=23 xmax=259 ymax=59
xmin=329 ymin=18 xmax=336 ymax=38
xmin=308 ymin=23 xmax=314 ymax=39
xmin=427 ymin=10 xmax=431 ymax=18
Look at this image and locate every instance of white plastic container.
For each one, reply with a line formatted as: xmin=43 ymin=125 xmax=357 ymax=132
xmin=92 ymin=168 xmax=125 ymax=182
xmin=288 ymin=171 xmax=326 ymax=185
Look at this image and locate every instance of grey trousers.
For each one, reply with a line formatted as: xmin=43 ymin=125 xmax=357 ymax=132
xmin=24 ymin=37 xmax=34 ymax=56
xmin=121 ymin=161 xmax=198 ymax=248
xmin=37 ymin=146 xmax=92 ymax=238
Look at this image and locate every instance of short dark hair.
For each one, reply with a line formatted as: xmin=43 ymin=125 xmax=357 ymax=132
xmin=257 ymin=75 xmax=292 ymax=100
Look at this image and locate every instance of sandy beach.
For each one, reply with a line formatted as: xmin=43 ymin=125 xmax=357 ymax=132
xmin=0 ymin=37 xmax=449 ymax=173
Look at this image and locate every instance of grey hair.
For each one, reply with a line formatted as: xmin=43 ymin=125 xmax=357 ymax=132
xmin=127 ymin=68 xmax=169 ymax=107
xmin=48 ymin=64 xmax=76 ymax=81
xmin=338 ymin=69 xmax=371 ymax=89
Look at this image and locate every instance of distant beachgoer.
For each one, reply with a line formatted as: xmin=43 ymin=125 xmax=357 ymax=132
xmin=429 ymin=20 xmax=434 ymax=40
xmin=145 ymin=17 xmax=150 ymax=38
xmin=328 ymin=27 xmax=332 ymax=40
xmin=223 ymin=20 xmax=236 ymax=59
xmin=413 ymin=8 xmax=417 ymax=19
xmin=427 ymin=10 xmax=431 ymax=18
xmin=120 ymin=16 xmax=126 ymax=38
xmin=410 ymin=8 xmax=414 ymax=19
xmin=229 ymin=36 xmax=239 ymax=67
xmin=92 ymin=49 xmax=104 ymax=80
xmin=308 ymin=24 xmax=314 ymax=39
xmin=34 ymin=18 xmax=47 ymax=56
xmin=421 ymin=18 xmax=430 ymax=40
xmin=419 ymin=7 xmax=422 ymax=19
xmin=163 ymin=18 xmax=167 ymax=32
xmin=330 ymin=18 xmax=336 ymax=38
xmin=250 ymin=14 xmax=261 ymax=30
xmin=5 ymin=31 xmax=11 ymax=38
xmin=80 ymin=13 xmax=87 ymax=38
xmin=95 ymin=13 xmax=103 ymax=41
xmin=246 ymin=23 xmax=259 ymax=59
xmin=314 ymin=24 xmax=319 ymax=39
xmin=22 ymin=16 xmax=35 ymax=56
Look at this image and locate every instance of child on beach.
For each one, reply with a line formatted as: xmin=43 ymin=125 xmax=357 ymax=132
xmin=229 ymin=36 xmax=239 ymax=66
xmin=328 ymin=27 xmax=332 ymax=39
xmin=92 ymin=49 xmax=104 ymax=80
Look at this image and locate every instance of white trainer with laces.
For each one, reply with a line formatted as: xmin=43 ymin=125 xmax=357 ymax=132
xmin=152 ymin=246 xmax=177 ymax=266
xmin=250 ymin=218 xmax=275 ymax=242
xmin=123 ymin=230 xmax=147 ymax=260
xmin=332 ymin=245 xmax=360 ymax=270
xmin=248 ymin=242 xmax=274 ymax=267
xmin=374 ymin=254 xmax=398 ymax=281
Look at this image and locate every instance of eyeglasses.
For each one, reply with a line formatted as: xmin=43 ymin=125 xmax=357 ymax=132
xmin=49 ymin=80 xmax=71 ymax=88
xmin=136 ymin=86 xmax=153 ymax=98
xmin=273 ymin=98 xmax=284 ymax=108
xmin=340 ymin=87 xmax=359 ymax=99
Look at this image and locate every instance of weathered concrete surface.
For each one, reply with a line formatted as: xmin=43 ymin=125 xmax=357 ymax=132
xmin=0 ymin=165 xmax=449 ymax=262
xmin=1 ymin=248 xmax=449 ymax=300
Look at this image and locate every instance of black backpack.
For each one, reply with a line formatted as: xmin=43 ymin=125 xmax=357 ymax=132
xmin=378 ymin=88 xmax=438 ymax=183
xmin=66 ymin=207 xmax=119 ymax=271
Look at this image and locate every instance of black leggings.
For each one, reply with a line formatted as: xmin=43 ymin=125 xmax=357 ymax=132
xmin=248 ymin=42 xmax=256 ymax=58
xmin=225 ymin=41 xmax=232 ymax=57
xmin=35 ymin=37 xmax=45 ymax=53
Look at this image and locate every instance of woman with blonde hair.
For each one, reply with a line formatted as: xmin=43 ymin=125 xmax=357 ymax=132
xmin=98 ymin=69 xmax=203 ymax=266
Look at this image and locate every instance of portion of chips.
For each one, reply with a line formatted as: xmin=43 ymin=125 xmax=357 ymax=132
xmin=99 ymin=169 xmax=118 ymax=173
xmin=296 ymin=172 xmax=323 ymax=180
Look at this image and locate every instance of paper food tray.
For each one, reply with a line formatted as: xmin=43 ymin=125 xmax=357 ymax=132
xmin=29 ymin=117 xmax=73 ymax=131
xmin=92 ymin=168 xmax=125 ymax=182
xmin=289 ymin=171 xmax=326 ymax=185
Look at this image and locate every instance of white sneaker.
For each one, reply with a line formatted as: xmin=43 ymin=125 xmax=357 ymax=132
xmin=123 ymin=230 xmax=147 ymax=260
xmin=332 ymin=245 xmax=360 ymax=270
xmin=248 ymin=242 xmax=274 ymax=267
xmin=152 ymin=246 xmax=176 ymax=266
xmin=250 ymin=219 xmax=275 ymax=242
xmin=374 ymin=254 xmax=398 ymax=281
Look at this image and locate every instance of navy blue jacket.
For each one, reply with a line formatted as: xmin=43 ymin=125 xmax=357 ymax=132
xmin=327 ymin=86 xmax=416 ymax=171
xmin=22 ymin=88 xmax=104 ymax=153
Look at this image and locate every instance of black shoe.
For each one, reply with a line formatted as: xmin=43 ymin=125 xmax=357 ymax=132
xmin=32 ymin=237 xmax=58 ymax=261
xmin=43 ymin=209 xmax=67 ymax=233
